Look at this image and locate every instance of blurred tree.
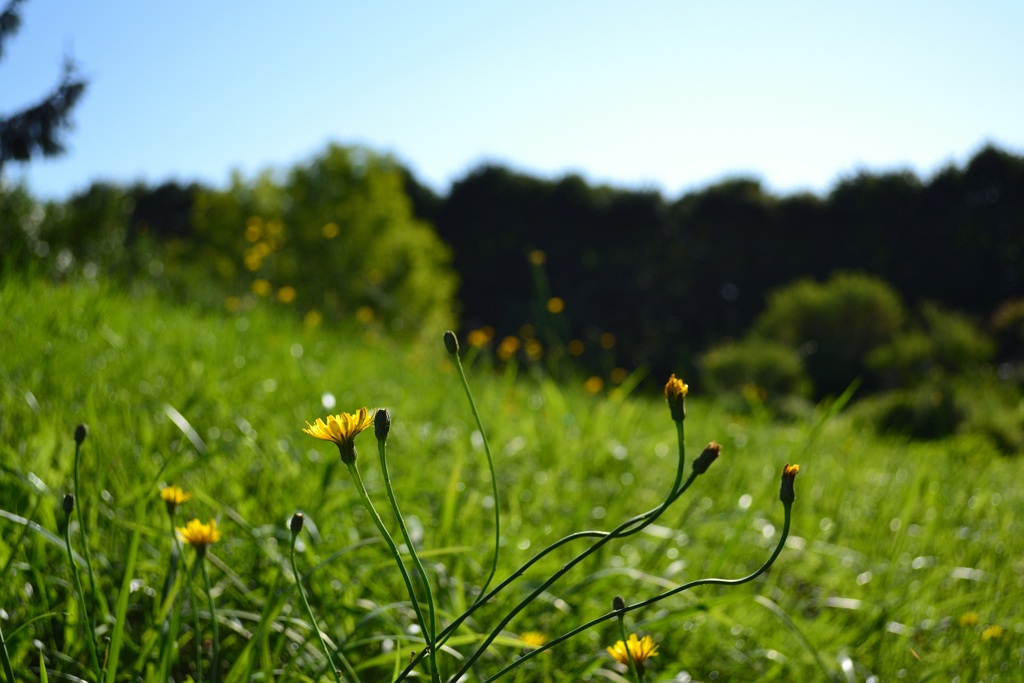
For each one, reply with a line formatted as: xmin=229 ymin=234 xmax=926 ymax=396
xmin=0 ymin=0 xmax=87 ymax=171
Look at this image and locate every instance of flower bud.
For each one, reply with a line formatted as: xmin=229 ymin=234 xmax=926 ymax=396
xmin=664 ymin=375 xmax=688 ymax=421
xmin=693 ymin=442 xmax=721 ymax=474
xmin=75 ymin=423 xmax=89 ymax=445
xmin=613 ymin=595 xmax=625 ymax=611
xmin=780 ymin=463 xmax=799 ymax=504
xmin=375 ymin=408 xmax=391 ymax=442
xmin=63 ymin=493 xmax=75 ymax=514
xmin=290 ymin=512 xmax=304 ymax=536
xmin=443 ymin=330 xmax=459 ymax=355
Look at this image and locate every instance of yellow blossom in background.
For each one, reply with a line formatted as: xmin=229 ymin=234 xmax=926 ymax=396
xmin=160 ymin=485 xmax=192 ymax=516
xmin=225 ymin=296 xmax=240 ymax=312
xmin=303 ymin=408 xmax=375 ymax=464
xmin=519 ymin=632 xmax=549 ymax=649
xmin=568 ymin=340 xmax=585 ymax=356
xmin=525 ymin=339 xmax=544 ymax=360
xmin=278 ymin=286 xmax=296 ymax=303
xmin=959 ymin=612 xmax=979 ymax=627
xmin=322 ymin=222 xmax=339 ymax=238
xmin=304 ymin=310 xmax=323 ymax=328
xmin=547 ymin=297 xmax=564 ymax=313
xmin=528 ymin=249 xmax=546 ymax=265
xmin=251 ymin=279 xmax=271 ymax=296
xmin=467 ymin=326 xmax=494 ymax=347
xmin=611 ymin=368 xmax=628 ymax=384
xmin=497 ymin=336 xmax=521 ymax=361
xmin=176 ymin=519 xmax=221 ymax=551
xmin=245 ymin=216 xmax=263 ymax=242
xmin=982 ymin=625 xmax=1004 ymax=640
xmin=599 ymin=332 xmax=616 ymax=349
xmin=607 ymin=634 xmax=659 ymax=674
xmin=584 ymin=376 xmax=604 ymax=394
xmin=356 ymin=306 xmax=375 ymax=323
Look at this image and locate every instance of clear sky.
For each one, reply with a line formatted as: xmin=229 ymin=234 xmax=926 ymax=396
xmin=3 ymin=1 xmax=1023 ymax=199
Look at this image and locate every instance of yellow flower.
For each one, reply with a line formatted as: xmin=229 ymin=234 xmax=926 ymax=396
xmin=519 ymin=632 xmax=549 ymax=649
xmin=664 ymin=374 xmax=688 ymax=421
xmin=982 ymin=625 xmax=1004 ymax=640
xmin=959 ymin=612 xmax=979 ymax=627
xmin=607 ymin=634 xmax=659 ymax=676
xmin=176 ymin=519 xmax=221 ymax=552
xmin=303 ymin=408 xmax=375 ymax=464
xmin=160 ymin=485 xmax=193 ymax=516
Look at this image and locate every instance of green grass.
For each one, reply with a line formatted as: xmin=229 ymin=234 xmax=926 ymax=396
xmin=1 ymin=274 xmax=1022 ymax=682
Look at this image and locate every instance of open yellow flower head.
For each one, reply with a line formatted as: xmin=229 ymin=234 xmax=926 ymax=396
xmin=607 ymin=634 xmax=659 ymax=675
xmin=982 ymin=625 xmax=1004 ymax=640
xmin=780 ymin=463 xmax=800 ymax=504
xmin=160 ymin=485 xmax=192 ymax=516
xmin=176 ymin=518 xmax=221 ymax=552
xmin=959 ymin=612 xmax=979 ymax=627
xmin=664 ymin=374 xmax=688 ymax=421
xmin=519 ymin=632 xmax=549 ymax=649
xmin=303 ymin=408 xmax=375 ymax=464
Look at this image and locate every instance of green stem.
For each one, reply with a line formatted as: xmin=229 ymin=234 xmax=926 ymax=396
xmin=290 ymin=536 xmax=346 ymax=683
xmin=377 ymin=439 xmax=441 ymax=683
xmin=73 ymin=442 xmax=101 ymax=626
xmin=200 ymin=554 xmax=219 ymax=683
xmin=481 ymin=504 xmax=793 ymax=683
xmin=449 ymin=420 xmax=688 ymax=681
xmin=449 ymin=348 xmax=501 ymax=603
xmin=346 ymin=462 xmax=434 ymax=680
xmin=616 ymin=615 xmax=641 ymax=683
xmin=63 ymin=512 xmax=102 ymax=683
xmin=0 ymin=617 xmax=16 ymax=683
xmin=183 ymin=551 xmax=202 ymax=683
xmin=400 ymin=418 xmax=690 ymax=681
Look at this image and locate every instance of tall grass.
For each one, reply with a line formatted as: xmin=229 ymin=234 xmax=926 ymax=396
xmin=0 ymin=275 xmax=1021 ymax=682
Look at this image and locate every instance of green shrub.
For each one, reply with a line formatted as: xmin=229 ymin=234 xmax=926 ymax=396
xmin=752 ymin=272 xmax=906 ymax=397
xmin=700 ymin=338 xmax=812 ymax=404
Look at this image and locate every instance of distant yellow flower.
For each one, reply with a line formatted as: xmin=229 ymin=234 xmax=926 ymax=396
xmin=160 ymin=485 xmax=192 ymax=516
xmin=583 ymin=376 xmax=604 ymax=394
xmin=519 ymin=632 xmax=549 ymax=649
xmin=277 ymin=286 xmax=296 ymax=303
xmin=607 ymin=634 xmax=659 ymax=676
xmin=303 ymin=408 xmax=375 ymax=464
xmin=959 ymin=612 xmax=979 ymax=627
xmin=176 ymin=519 xmax=221 ymax=552
xmin=982 ymin=625 xmax=1004 ymax=640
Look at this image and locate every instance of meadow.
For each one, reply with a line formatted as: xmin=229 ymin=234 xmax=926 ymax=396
xmin=1 ymin=275 xmax=1021 ymax=682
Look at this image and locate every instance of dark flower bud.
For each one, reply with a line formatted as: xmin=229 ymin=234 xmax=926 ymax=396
xmin=375 ymin=408 xmax=391 ymax=442
xmin=613 ymin=595 xmax=625 ymax=611
xmin=75 ymin=423 xmax=89 ymax=445
xmin=443 ymin=330 xmax=459 ymax=356
xmin=780 ymin=463 xmax=800 ymax=504
xmin=664 ymin=375 xmax=688 ymax=422
xmin=290 ymin=512 xmax=304 ymax=536
xmin=63 ymin=493 xmax=75 ymax=514
xmin=693 ymin=442 xmax=721 ymax=474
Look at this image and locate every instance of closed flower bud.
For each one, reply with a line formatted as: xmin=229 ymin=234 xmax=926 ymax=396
xmin=693 ymin=442 xmax=721 ymax=474
xmin=443 ymin=330 xmax=459 ymax=355
xmin=75 ymin=423 xmax=89 ymax=445
xmin=664 ymin=375 xmax=688 ymax=421
xmin=375 ymin=408 xmax=391 ymax=442
xmin=290 ymin=512 xmax=304 ymax=536
xmin=613 ymin=595 xmax=625 ymax=611
xmin=63 ymin=493 xmax=75 ymax=514
xmin=780 ymin=463 xmax=799 ymax=504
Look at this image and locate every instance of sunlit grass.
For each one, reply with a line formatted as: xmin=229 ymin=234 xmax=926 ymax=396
xmin=0 ymin=275 xmax=1021 ymax=682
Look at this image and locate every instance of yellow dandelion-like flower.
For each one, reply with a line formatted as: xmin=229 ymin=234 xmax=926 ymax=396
xmin=303 ymin=408 xmax=375 ymax=464
xmin=982 ymin=625 xmax=1004 ymax=640
xmin=176 ymin=519 xmax=221 ymax=552
xmin=607 ymin=634 xmax=659 ymax=676
xmin=959 ymin=612 xmax=979 ymax=627
xmin=160 ymin=485 xmax=193 ymax=516
xmin=519 ymin=632 xmax=549 ymax=649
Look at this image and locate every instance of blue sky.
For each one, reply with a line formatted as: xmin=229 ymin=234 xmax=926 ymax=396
xmin=3 ymin=1 xmax=1023 ymax=199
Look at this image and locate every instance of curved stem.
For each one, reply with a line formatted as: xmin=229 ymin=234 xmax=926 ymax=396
xmin=200 ymin=554 xmax=219 ymax=683
xmin=449 ymin=421 xmax=688 ymax=681
xmin=449 ymin=348 xmax=501 ymax=603
xmin=63 ymin=512 xmax=102 ymax=683
xmin=290 ymin=536 xmax=346 ymax=683
xmin=0 ymin=617 xmax=16 ymax=683
xmin=73 ymin=442 xmax=101 ymax=627
xmin=481 ymin=504 xmax=793 ymax=683
xmin=377 ymin=439 xmax=441 ymax=683
xmin=347 ymin=462 xmax=434 ymax=681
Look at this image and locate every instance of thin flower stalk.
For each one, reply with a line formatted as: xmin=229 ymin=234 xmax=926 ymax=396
xmin=615 ymin=618 xmax=642 ymax=683
xmin=73 ymin=430 xmax=102 ymax=627
xmin=200 ymin=556 xmax=220 ymax=683
xmin=0 ymin=619 xmax=15 ymax=683
xmin=62 ymin=500 xmax=102 ymax=683
xmin=377 ymin=433 xmax=441 ymax=683
xmin=346 ymin=462 xmax=439 ymax=682
xmin=481 ymin=503 xmax=793 ymax=683
xmin=177 ymin=519 xmax=221 ymax=683
xmin=288 ymin=525 xmax=346 ymax=683
xmin=445 ymin=331 xmax=502 ymax=603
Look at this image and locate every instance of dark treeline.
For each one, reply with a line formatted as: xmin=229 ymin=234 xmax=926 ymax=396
xmin=406 ymin=144 xmax=1024 ymax=378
